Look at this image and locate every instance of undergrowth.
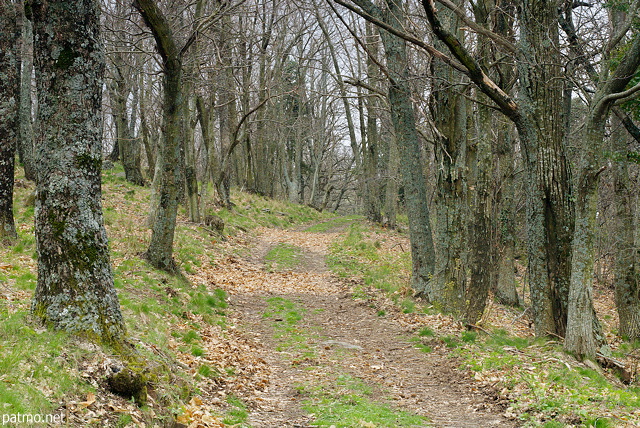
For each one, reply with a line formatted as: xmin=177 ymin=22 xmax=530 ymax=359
xmin=328 ymin=223 xmax=412 ymax=299
xmin=299 ymin=373 xmax=429 ymax=427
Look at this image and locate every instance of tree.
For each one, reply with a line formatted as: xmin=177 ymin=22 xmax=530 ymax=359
xmin=103 ymin=3 xmax=146 ymax=189
xmin=419 ymin=0 xmax=576 ymax=337
xmin=29 ymin=0 xmax=125 ymax=344
xmin=133 ymin=0 xmax=188 ymax=273
xmin=612 ymin=116 xmax=640 ymax=340
xmin=564 ymin=21 xmax=640 ymax=359
xmin=338 ymin=0 xmax=436 ymax=293
xmin=0 ymin=0 xmax=20 ymax=242
xmin=17 ymin=3 xmax=36 ymax=183
xmin=427 ymin=0 xmax=472 ymax=315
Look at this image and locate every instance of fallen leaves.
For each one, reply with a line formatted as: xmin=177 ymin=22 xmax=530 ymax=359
xmin=170 ymin=312 xmax=271 ymax=421
xmin=197 ymin=237 xmax=344 ymax=295
xmin=77 ymin=392 xmax=96 ymax=410
xmin=176 ymin=397 xmax=224 ymax=428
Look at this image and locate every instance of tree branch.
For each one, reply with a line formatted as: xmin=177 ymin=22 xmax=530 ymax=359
xmin=422 ymin=0 xmax=518 ymax=118
xmin=436 ymin=0 xmax=516 ymax=53
xmin=133 ymin=0 xmax=180 ymax=68
xmin=331 ymin=0 xmax=468 ymax=75
xmin=593 ymin=34 xmax=640 ymax=119
xmin=325 ymin=0 xmax=393 ymax=82
xmin=613 ymin=108 xmax=640 ymax=145
xmin=344 ymin=78 xmax=387 ymax=97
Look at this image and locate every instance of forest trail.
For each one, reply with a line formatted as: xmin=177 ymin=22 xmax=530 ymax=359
xmin=204 ymin=222 xmax=516 ymax=427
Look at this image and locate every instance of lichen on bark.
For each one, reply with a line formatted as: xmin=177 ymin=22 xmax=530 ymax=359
xmin=0 ymin=1 xmax=21 ymax=242
xmin=29 ymin=0 xmax=126 ymax=345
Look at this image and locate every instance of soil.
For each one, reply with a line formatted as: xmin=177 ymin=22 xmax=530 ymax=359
xmin=216 ymin=224 xmax=517 ymax=428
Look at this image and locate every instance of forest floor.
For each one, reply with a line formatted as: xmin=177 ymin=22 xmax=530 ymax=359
xmin=202 ymin=223 xmax=515 ymax=427
xmin=2 ymin=168 xmax=640 ymax=427
xmin=185 ymin=217 xmax=640 ymax=428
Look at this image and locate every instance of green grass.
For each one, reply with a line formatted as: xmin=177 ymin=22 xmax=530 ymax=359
xmin=304 ymin=216 xmax=361 ymax=232
xmin=418 ymin=327 xmax=435 ymax=337
xmin=262 ymin=296 xmax=428 ymax=427
xmin=0 ymin=164 xmax=356 ymax=425
xmin=327 ymin=223 xmax=412 ymax=298
xmin=210 ymin=189 xmax=335 ymax=235
xmin=324 ymin=219 xmax=640 ymax=426
xmin=0 ymin=165 xmax=261 ymax=425
xmin=223 ymin=395 xmax=249 ymax=425
xmin=450 ymin=327 xmax=640 ymax=426
xmin=262 ymin=297 xmax=315 ymax=358
xmin=0 ymin=309 xmax=90 ymax=416
xmin=409 ymin=337 xmax=433 ymax=354
xmin=299 ymin=374 xmax=429 ymax=427
xmin=264 ymin=243 xmax=303 ymax=271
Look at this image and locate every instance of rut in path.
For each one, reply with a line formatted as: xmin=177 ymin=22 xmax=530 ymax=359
xmin=209 ymin=226 xmax=515 ymax=428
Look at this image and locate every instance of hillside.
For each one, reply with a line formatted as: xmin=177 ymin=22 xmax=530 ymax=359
xmin=1 ymin=165 xmax=639 ymax=427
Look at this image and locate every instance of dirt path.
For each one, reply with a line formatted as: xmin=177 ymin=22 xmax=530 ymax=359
xmin=208 ymin=225 xmax=515 ymax=427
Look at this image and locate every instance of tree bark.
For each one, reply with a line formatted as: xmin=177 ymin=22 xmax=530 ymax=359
xmin=29 ymin=0 xmax=125 ymax=343
xmin=0 ymin=1 xmax=20 ymax=242
xmin=134 ymin=0 xmax=184 ymax=273
xmin=211 ymin=6 xmax=237 ymax=209
xmin=516 ymin=0 xmax=574 ymax=338
xmin=351 ymin=0 xmax=436 ymax=293
xmin=494 ymin=122 xmax=520 ymax=306
xmin=427 ymin=0 xmax=469 ymax=313
xmin=363 ymin=22 xmax=382 ymax=223
xmin=420 ymin=0 xmax=573 ymax=336
xmin=565 ymin=33 xmax=640 ymax=359
xmin=108 ymin=54 xmax=145 ymax=186
xmin=612 ymin=118 xmax=640 ymax=341
xmin=17 ymin=4 xmax=36 ymax=182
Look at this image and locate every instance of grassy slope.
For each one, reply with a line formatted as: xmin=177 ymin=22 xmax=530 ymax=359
xmin=0 ymin=165 xmax=333 ymax=426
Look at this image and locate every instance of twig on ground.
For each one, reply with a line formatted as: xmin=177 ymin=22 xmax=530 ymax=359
xmin=390 ymin=242 xmax=405 ymax=252
xmin=510 ymin=307 xmax=530 ymax=326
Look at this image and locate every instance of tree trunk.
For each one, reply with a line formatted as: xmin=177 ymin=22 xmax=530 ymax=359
xmin=315 ymin=4 xmax=361 ymax=172
xmin=0 ymin=1 xmax=20 ymax=242
xmin=352 ymin=0 xmax=436 ymax=292
xmin=183 ymin=96 xmax=200 ymax=222
xmin=427 ymin=0 xmax=469 ymax=313
xmin=565 ymin=32 xmax=640 ymax=359
xmin=363 ymin=22 xmax=382 ymax=223
xmin=564 ymin=122 xmax=602 ymax=359
xmin=613 ymin=119 xmax=640 ymax=340
xmin=134 ymin=0 xmax=184 ymax=273
xmin=517 ymin=0 xmax=574 ymax=338
xmin=30 ymin=0 xmax=125 ymax=343
xmin=108 ymin=56 xmax=145 ymax=186
xmin=107 ymin=139 xmax=120 ymax=162
xmin=17 ymin=5 xmax=36 ymax=182
xmin=214 ymin=8 xmax=236 ymax=209
xmin=466 ymin=98 xmax=494 ymax=323
xmin=382 ymin=131 xmax=398 ymax=228
xmin=494 ymin=123 xmax=519 ymax=306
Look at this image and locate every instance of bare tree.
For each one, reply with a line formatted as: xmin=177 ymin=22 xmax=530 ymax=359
xmin=133 ymin=0 xmax=191 ymax=272
xmin=336 ymin=0 xmax=437 ymax=293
